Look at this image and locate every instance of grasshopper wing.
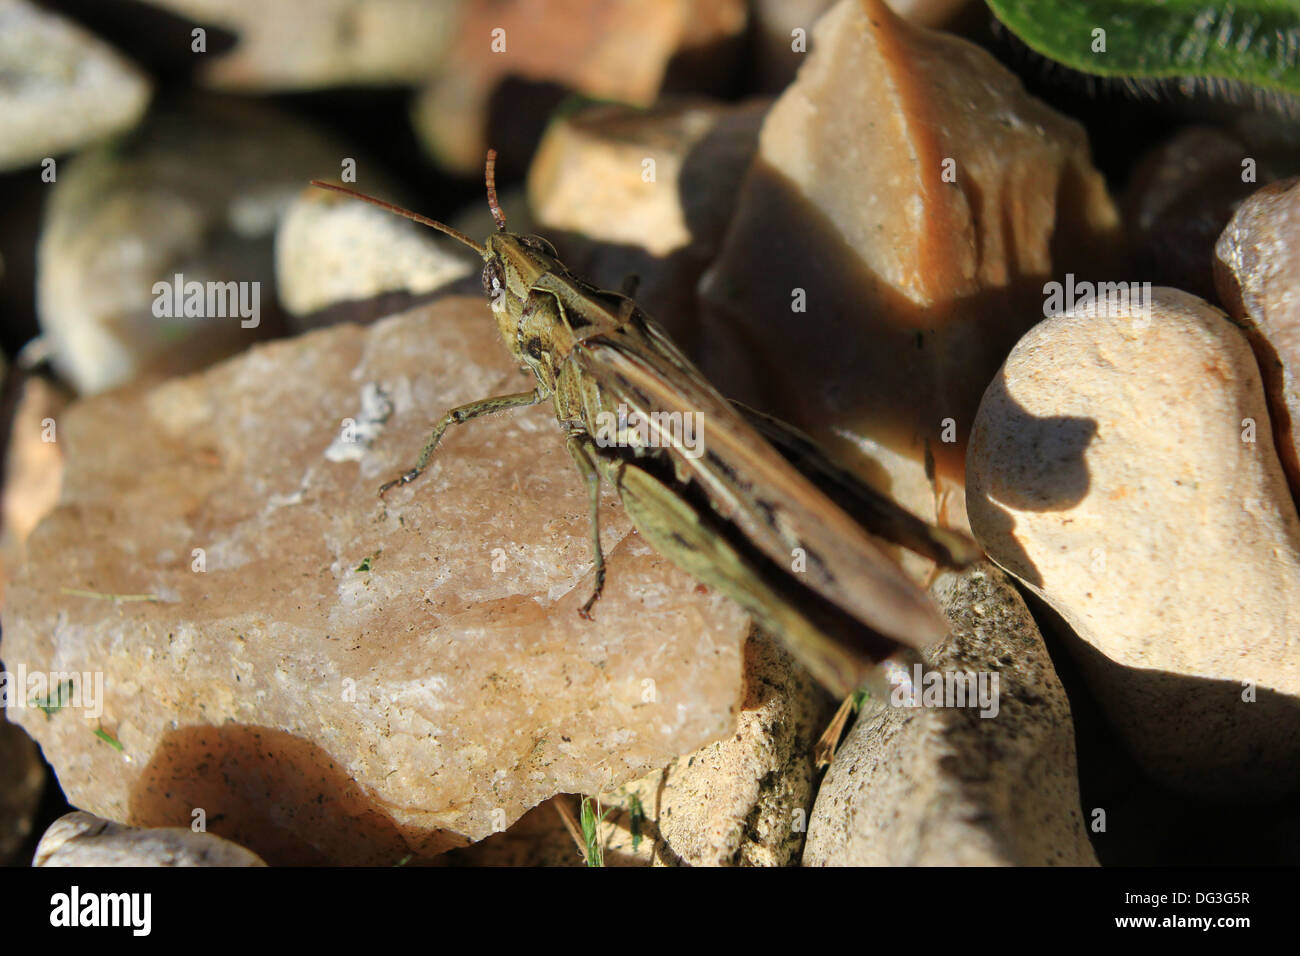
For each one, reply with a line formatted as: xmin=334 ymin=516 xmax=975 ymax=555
xmin=573 ymin=316 xmax=950 ymax=651
xmin=732 ymin=400 xmax=983 ymax=570
xmin=609 ymin=456 xmax=920 ymax=698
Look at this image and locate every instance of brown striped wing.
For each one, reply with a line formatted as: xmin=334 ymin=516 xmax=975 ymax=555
xmin=571 ymin=314 xmax=950 ymax=651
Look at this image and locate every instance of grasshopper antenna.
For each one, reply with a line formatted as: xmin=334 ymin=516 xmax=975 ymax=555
xmin=485 ymin=148 xmax=507 ymax=233
xmin=308 ymin=180 xmax=487 ymax=257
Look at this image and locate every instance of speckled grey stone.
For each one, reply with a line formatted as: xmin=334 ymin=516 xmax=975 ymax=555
xmin=803 ymin=562 xmax=1096 ymax=866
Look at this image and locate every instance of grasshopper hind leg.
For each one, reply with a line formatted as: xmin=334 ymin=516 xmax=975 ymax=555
xmin=565 ymin=432 xmax=607 ymax=619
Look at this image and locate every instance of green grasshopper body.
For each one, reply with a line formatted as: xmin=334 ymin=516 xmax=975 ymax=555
xmin=312 ymin=153 xmax=977 ymax=698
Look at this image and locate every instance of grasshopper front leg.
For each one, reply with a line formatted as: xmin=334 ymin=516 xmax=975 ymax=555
xmin=565 ymin=432 xmax=607 ymax=619
xmin=378 ymin=387 xmax=544 ymax=497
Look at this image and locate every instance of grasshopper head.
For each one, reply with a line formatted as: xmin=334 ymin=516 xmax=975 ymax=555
xmin=310 ymin=149 xmax=564 ymax=367
xmin=481 ymin=231 xmax=571 ymax=371
xmin=482 ymin=231 xmax=559 ymax=340
xmin=477 ymin=149 xmax=567 ymax=364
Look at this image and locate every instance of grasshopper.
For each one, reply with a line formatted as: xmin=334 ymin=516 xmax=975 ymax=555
xmin=311 ymin=152 xmax=978 ymax=699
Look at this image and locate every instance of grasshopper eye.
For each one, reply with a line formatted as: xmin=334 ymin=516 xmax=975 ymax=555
xmin=482 ymin=260 xmax=504 ymax=297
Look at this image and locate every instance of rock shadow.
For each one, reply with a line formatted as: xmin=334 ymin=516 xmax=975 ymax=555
xmin=967 ymin=367 xmax=1098 ymax=587
xmin=1027 ymin=589 xmax=1300 ymax=863
xmin=128 ymin=724 xmax=460 ymax=866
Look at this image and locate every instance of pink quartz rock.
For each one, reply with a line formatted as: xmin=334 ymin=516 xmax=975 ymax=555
xmin=2 ymin=297 xmax=750 ymax=864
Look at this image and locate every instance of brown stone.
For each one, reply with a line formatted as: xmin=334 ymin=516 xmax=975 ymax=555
xmin=699 ymin=0 xmax=1120 ymax=547
xmin=1124 ymin=126 xmax=1295 ymax=304
xmin=0 ymin=376 xmax=69 ymax=608
xmin=600 ymin=630 xmax=833 ymax=866
xmin=411 ymin=0 xmax=748 ymax=175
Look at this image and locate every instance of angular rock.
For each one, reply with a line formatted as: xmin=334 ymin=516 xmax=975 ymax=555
xmin=2 ymin=296 xmax=751 ymax=865
xmin=752 ymin=0 xmax=835 ymax=91
xmin=36 ymin=99 xmax=345 ymax=395
xmin=0 ymin=715 xmax=45 ymax=864
xmin=1215 ymin=177 xmax=1300 ymax=498
xmin=699 ymin=0 xmax=1120 ymax=551
xmin=529 ymin=99 xmax=752 ymax=258
xmin=600 ymin=630 xmax=833 ymax=866
xmin=445 ymin=630 xmax=833 ymax=867
xmin=526 ymin=98 xmax=766 ymax=349
xmin=803 ymin=562 xmax=1096 ymax=866
xmin=0 ymin=0 xmax=151 ymax=172
xmin=752 ymin=0 xmax=971 ymax=91
xmin=412 ymin=0 xmax=748 ymax=175
xmin=138 ymin=0 xmax=461 ymax=90
xmin=885 ymin=0 xmax=972 ymax=24
xmin=967 ymin=287 xmax=1300 ymax=799
xmin=34 ymin=811 xmax=266 ymax=866
xmin=0 ymin=376 xmax=69 ymax=607
xmin=275 ymin=187 xmax=475 ymax=320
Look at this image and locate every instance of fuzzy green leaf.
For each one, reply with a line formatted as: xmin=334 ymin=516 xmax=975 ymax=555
xmin=986 ymin=0 xmax=1300 ymax=96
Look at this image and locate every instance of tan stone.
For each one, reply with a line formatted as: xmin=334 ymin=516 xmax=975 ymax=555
xmin=967 ymin=288 xmax=1300 ymax=798
xmin=753 ymin=0 xmax=972 ymax=90
xmin=803 ymin=562 xmax=1096 ymax=866
xmin=526 ymin=98 xmax=766 ymax=349
xmin=275 ymin=187 xmax=475 ymax=318
xmin=600 ymin=630 xmax=833 ymax=866
xmin=0 ymin=0 xmax=150 ymax=172
xmin=445 ymin=630 xmax=833 ymax=866
xmin=2 ymin=297 xmax=750 ymax=864
xmin=34 ymin=811 xmax=266 ymax=866
xmin=699 ymin=0 xmax=1120 ymax=546
xmin=1216 ymin=177 xmax=1300 ymax=498
xmin=530 ymin=100 xmax=741 ymax=258
xmin=138 ymin=0 xmax=461 ymax=90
